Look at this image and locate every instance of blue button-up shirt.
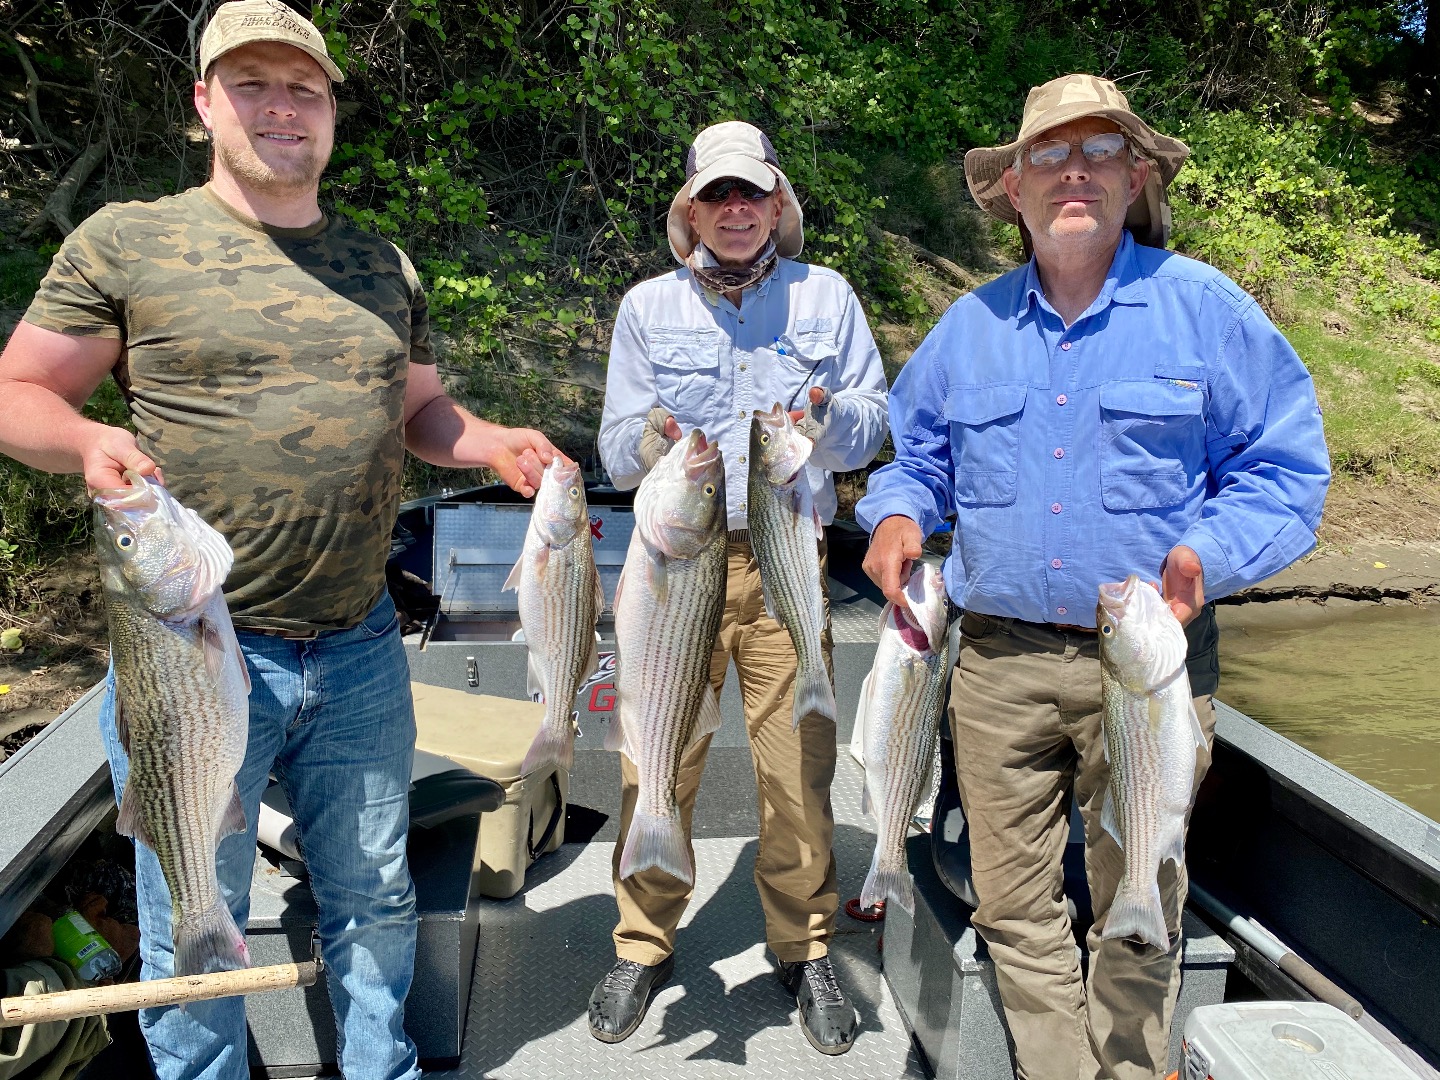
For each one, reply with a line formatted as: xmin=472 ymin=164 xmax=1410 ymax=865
xmin=856 ymin=232 xmax=1331 ymax=626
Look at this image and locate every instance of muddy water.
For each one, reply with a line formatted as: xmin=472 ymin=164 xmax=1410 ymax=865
xmin=1216 ymin=600 xmax=1440 ymax=823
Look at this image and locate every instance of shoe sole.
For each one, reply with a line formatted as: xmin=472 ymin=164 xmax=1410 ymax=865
xmin=588 ymin=968 xmax=673 ymax=1044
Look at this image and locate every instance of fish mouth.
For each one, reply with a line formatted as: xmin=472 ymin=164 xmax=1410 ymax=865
xmin=1097 ymin=574 xmax=1140 ymax=618
xmin=545 ymin=458 xmax=581 ymax=487
xmin=681 ymin=429 xmax=722 ymax=480
xmin=892 ymin=605 xmax=932 ymax=652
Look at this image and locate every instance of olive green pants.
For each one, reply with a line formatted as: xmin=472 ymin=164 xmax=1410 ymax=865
xmin=950 ymin=610 xmax=1217 ymax=1080
xmin=611 ymin=537 xmax=838 ymax=966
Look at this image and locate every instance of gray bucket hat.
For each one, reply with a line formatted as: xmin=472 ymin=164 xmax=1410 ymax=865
xmin=666 ymin=121 xmax=804 ymax=262
xmin=963 ymin=73 xmax=1189 ymax=248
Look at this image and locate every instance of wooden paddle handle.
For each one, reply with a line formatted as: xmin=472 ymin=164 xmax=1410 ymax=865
xmin=0 ymin=960 xmax=320 ymax=1028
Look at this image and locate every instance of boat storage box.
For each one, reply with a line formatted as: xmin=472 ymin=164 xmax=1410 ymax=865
xmin=411 ymin=682 xmax=566 ymax=899
xmin=1181 ymin=1002 xmax=1413 ymax=1080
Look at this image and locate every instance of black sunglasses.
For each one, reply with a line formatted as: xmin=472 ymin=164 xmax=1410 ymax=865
xmin=695 ymin=178 xmax=773 ymax=203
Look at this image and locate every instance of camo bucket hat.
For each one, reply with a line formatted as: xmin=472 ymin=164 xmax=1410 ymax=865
xmin=963 ymin=73 xmax=1189 ymax=248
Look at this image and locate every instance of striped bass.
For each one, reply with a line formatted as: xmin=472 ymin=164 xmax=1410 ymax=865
xmin=747 ymin=404 xmax=836 ymax=729
xmin=859 ymin=563 xmax=951 ymax=913
xmin=1096 ymin=574 xmax=1204 ymax=951
xmin=609 ymin=430 xmax=728 ymax=884
xmin=505 ymin=458 xmax=603 ymax=776
xmin=93 ymin=471 xmax=251 ymax=976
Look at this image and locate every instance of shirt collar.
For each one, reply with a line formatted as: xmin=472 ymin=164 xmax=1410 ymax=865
xmin=1018 ymin=229 xmax=1149 ymax=321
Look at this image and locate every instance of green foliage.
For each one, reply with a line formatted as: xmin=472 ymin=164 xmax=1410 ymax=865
xmin=1171 ymin=111 xmax=1440 ymax=340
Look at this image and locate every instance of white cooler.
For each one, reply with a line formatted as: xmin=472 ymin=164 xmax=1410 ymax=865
xmin=1181 ymin=1001 xmax=1413 ymax=1080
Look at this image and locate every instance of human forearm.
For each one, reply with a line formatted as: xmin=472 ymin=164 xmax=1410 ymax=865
xmin=404 ymin=393 xmax=558 ymax=497
xmin=0 ymin=380 xmax=152 ymax=489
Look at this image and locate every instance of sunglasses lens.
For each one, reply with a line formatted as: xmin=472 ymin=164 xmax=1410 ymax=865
xmin=1027 ymin=140 xmax=1071 ymax=169
xmin=1082 ymin=133 xmax=1126 ymax=162
xmin=1026 ymin=134 xmax=1128 ymax=168
xmin=697 ymin=179 xmax=771 ymax=202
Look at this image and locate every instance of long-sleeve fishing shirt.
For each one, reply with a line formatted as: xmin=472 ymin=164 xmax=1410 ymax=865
xmin=856 ymin=231 xmax=1331 ymax=626
xmin=600 ymin=259 xmax=889 ymax=531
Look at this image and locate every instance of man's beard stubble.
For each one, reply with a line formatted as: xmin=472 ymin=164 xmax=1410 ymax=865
xmin=213 ymin=133 xmax=326 ymax=196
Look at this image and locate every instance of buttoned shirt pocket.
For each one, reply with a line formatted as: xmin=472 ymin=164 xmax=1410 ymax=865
xmin=650 ymin=328 xmax=724 ymax=420
xmin=943 ymin=384 xmax=1028 ymax=507
xmin=1099 ymin=380 xmax=1205 ymax=510
xmin=772 ymin=321 xmax=840 ymax=410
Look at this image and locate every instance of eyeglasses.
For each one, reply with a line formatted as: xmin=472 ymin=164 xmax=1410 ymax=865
xmin=1025 ymin=132 xmax=1129 ymax=170
xmin=695 ymin=178 xmax=773 ymax=203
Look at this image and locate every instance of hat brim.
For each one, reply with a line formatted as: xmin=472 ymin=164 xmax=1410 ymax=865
xmin=667 ymin=164 xmax=804 ymax=263
xmin=688 ymin=156 xmax=777 ymax=198
xmin=205 ymin=34 xmax=345 ymax=83
xmin=964 ymin=105 xmax=1187 ymax=232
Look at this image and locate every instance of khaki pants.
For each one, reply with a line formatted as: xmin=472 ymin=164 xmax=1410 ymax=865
xmin=950 ymin=611 xmax=1217 ymax=1080
xmin=611 ymin=536 xmax=838 ymax=965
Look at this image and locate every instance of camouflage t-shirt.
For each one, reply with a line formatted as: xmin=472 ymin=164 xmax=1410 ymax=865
xmin=24 ymin=185 xmax=434 ymax=633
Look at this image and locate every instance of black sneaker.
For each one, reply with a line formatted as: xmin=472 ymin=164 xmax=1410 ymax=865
xmin=776 ymin=954 xmax=858 ymax=1055
xmin=587 ymin=955 xmax=675 ymax=1043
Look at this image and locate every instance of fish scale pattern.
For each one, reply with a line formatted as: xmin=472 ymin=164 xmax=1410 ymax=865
xmin=426 ymin=755 xmax=927 ymax=1079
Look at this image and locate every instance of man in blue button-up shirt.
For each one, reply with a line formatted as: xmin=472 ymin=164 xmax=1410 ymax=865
xmin=858 ymin=74 xmax=1329 ymax=1080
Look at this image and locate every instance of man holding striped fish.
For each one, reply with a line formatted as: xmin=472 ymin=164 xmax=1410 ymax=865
xmin=595 ymin=120 xmax=889 ymax=1055
xmin=859 ymin=75 xmax=1330 ymax=1080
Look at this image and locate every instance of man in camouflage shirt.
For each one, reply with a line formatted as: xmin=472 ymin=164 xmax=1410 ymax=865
xmin=0 ymin=4 xmax=559 ymax=1078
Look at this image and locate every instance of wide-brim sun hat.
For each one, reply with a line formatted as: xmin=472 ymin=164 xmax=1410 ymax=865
xmin=963 ymin=73 xmax=1189 ymax=248
xmin=666 ymin=120 xmax=804 ymax=262
xmin=199 ymin=0 xmax=345 ymax=84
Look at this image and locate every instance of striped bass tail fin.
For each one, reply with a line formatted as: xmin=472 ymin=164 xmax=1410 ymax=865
xmin=791 ymin=664 xmax=837 ymax=730
xmin=860 ymin=851 xmax=915 ymax=914
xmin=521 ymin=717 xmax=575 ymax=776
xmin=619 ymin=808 xmax=692 ymax=885
xmin=1100 ymin=882 xmax=1170 ymax=951
xmin=174 ymin=899 xmax=249 ymax=978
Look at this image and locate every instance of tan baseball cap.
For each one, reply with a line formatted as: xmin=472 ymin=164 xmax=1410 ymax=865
xmin=963 ymin=73 xmax=1188 ymax=248
xmin=199 ymin=0 xmax=344 ymax=84
xmin=666 ymin=121 xmax=804 ymax=262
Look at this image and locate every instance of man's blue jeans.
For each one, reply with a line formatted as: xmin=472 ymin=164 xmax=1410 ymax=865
xmin=100 ymin=593 xmax=420 ymax=1080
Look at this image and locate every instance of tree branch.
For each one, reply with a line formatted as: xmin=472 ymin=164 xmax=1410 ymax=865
xmin=21 ymin=140 xmax=107 ymax=239
xmin=0 ymin=29 xmax=75 ymax=152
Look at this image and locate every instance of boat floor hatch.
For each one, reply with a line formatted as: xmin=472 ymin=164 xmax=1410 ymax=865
xmin=421 ymin=755 xmax=928 ymax=1079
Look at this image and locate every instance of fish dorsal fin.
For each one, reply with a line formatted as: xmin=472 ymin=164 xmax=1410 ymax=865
xmin=1189 ymin=696 xmax=1205 ymax=750
xmin=692 ymin=684 xmax=723 ymax=742
xmin=116 ymin=782 xmax=155 ymax=850
xmin=527 ymin=651 xmax=546 ymax=703
xmin=812 ymin=501 xmax=824 ymax=542
xmin=604 ymin=705 xmax=629 ymax=755
xmin=218 ymin=781 xmax=247 ymax=839
xmin=502 ymin=555 xmax=525 ymax=592
xmin=112 ymin=693 xmax=130 ymax=755
xmin=1100 ymin=787 xmax=1122 ymax=847
xmin=592 ymin=571 xmax=605 ymax=618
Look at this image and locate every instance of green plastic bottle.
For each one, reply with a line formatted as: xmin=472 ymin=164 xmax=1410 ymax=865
xmin=52 ymin=910 xmax=122 ymax=982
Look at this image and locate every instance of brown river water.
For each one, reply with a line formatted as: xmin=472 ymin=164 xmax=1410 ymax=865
xmin=1216 ymin=600 xmax=1440 ymax=824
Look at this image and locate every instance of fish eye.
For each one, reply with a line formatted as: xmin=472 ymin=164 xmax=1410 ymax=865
xmin=1101 ymin=624 xmax=1113 ymax=635
xmin=115 ymin=534 xmax=135 ymax=551
xmin=759 ymin=434 xmax=769 ymax=445
xmin=703 ymin=483 xmax=715 ymax=497
xmin=569 ymin=486 xmax=580 ymax=498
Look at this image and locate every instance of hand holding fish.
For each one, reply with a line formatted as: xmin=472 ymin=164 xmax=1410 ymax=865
xmin=863 ymin=514 xmax=925 ymax=615
xmin=1159 ymin=544 xmax=1205 ymax=626
xmin=81 ymin=427 xmax=161 ymax=494
xmin=787 ymin=385 xmax=829 ymax=423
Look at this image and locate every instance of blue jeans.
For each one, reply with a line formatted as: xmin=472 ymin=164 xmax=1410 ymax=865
xmin=100 ymin=593 xmax=420 ymax=1080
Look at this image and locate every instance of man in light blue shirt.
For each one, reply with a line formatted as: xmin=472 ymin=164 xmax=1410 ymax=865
xmin=593 ymin=120 xmax=888 ymax=1056
xmin=859 ymin=75 xmax=1329 ymax=1080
